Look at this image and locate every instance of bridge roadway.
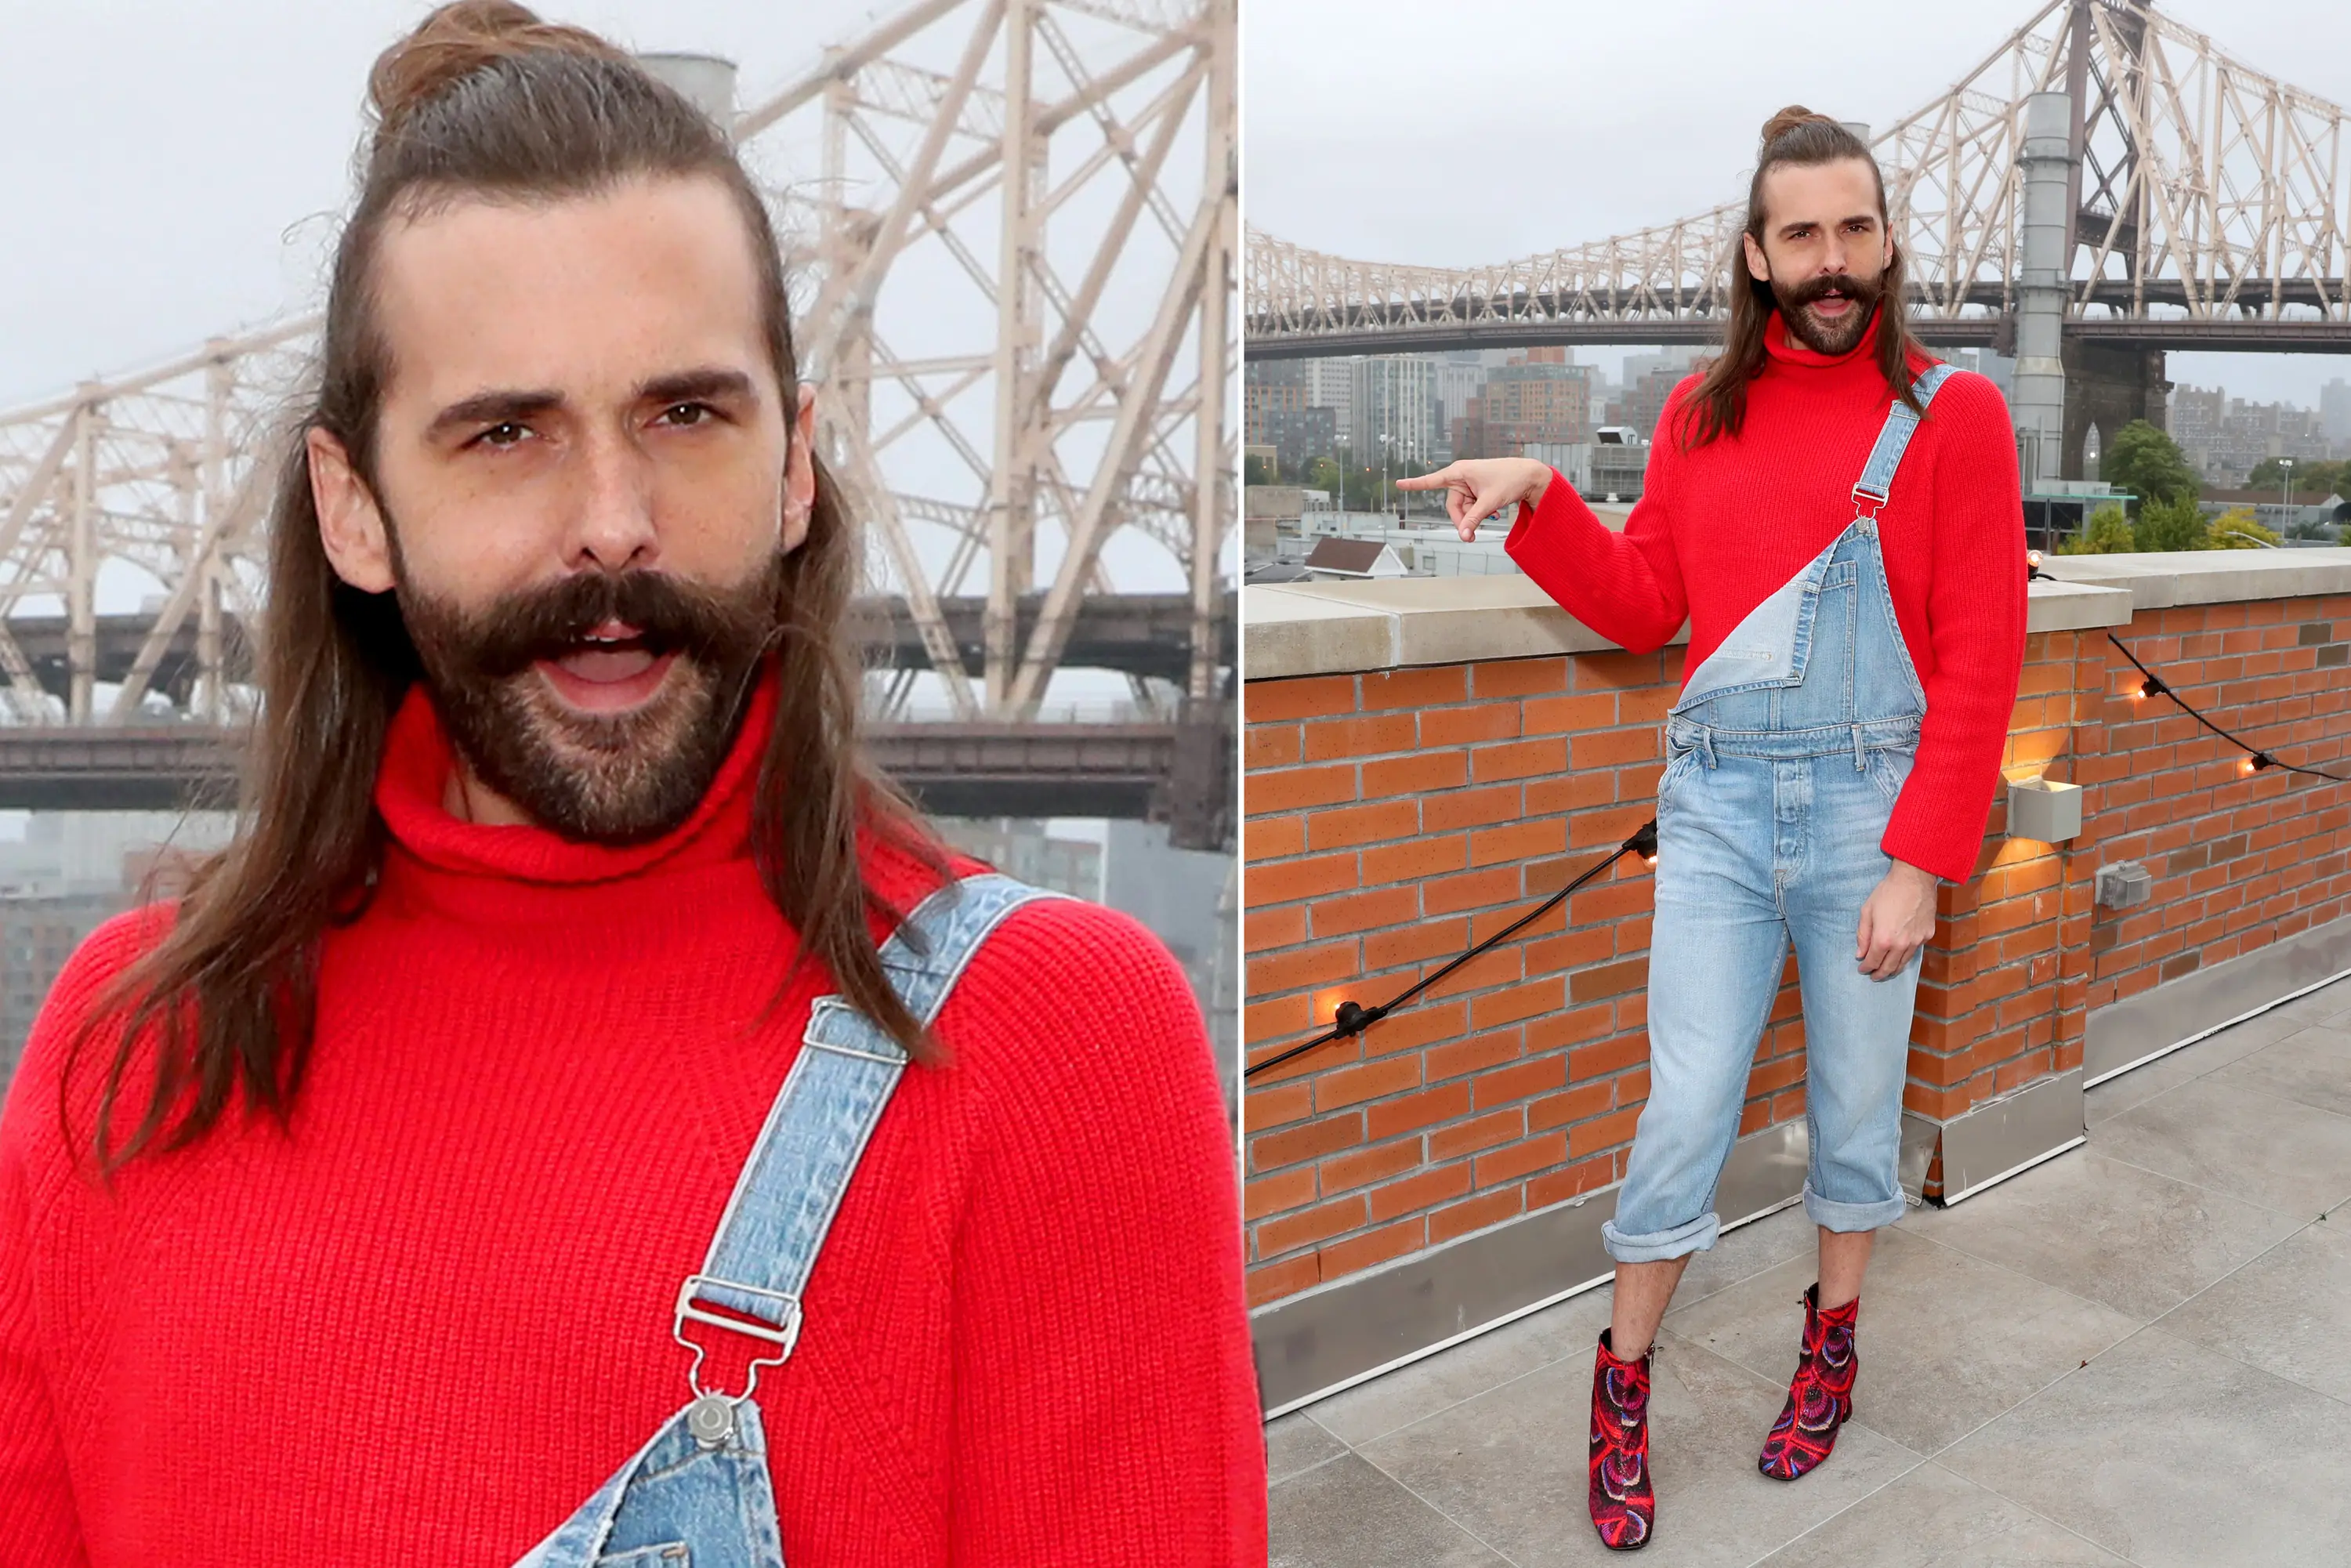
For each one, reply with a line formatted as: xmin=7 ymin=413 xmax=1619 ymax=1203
xmin=1242 ymin=281 xmax=2351 ymax=360
xmin=7 ymin=591 xmax=1238 ymax=701
xmin=0 ymin=714 xmax=1237 ymax=846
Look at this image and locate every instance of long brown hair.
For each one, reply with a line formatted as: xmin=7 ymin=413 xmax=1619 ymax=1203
xmin=62 ymin=0 xmax=955 ymax=1176
xmin=1678 ymin=106 xmax=1930 ymax=451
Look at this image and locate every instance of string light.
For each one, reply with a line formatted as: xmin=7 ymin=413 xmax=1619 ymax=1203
xmin=2110 ymin=634 xmax=2340 ymax=784
xmin=1249 ymin=634 xmax=2331 ymax=1087
xmin=1244 ymin=820 xmax=1659 ymax=1080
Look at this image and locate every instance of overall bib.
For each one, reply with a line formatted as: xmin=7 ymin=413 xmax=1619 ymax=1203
xmin=1601 ymin=364 xmax=1955 ymax=1265
xmin=509 ymin=872 xmax=1067 ymax=1567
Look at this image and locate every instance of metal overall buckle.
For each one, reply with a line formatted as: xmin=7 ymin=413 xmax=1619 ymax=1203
xmin=672 ymin=1273 xmax=803 ymax=1449
xmin=1849 ymin=483 xmax=1886 ymax=525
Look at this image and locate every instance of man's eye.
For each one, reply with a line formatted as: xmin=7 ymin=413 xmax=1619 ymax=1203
xmin=660 ymin=402 xmax=713 ymax=427
xmin=475 ymin=422 xmax=530 ymax=448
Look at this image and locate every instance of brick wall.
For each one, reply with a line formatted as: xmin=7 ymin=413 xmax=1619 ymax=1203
xmin=2078 ymin=599 xmax=2351 ymax=999
xmin=1242 ymin=590 xmax=2351 ymax=1308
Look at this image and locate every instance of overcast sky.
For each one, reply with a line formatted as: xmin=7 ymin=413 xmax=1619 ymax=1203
xmin=0 ymin=1 xmax=936 ymax=407
xmin=1242 ymin=0 xmax=2351 ymax=404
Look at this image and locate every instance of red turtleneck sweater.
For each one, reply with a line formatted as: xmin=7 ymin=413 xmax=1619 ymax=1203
xmin=1508 ymin=314 xmax=2027 ymax=884
xmin=0 ymin=674 xmax=1265 ymax=1565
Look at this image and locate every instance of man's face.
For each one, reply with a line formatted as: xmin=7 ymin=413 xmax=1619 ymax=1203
xmin=1741 ymin=158 xmax=1893 ymax=357
xmin=308 ymin=174 xmax=816 ymax=843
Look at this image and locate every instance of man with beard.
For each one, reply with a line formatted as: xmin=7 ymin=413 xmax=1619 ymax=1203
xmin=1400 ymin=108 xmax=2024 ymax=1550
xmin=0 ymin=5 xmax=1264 ymax=1564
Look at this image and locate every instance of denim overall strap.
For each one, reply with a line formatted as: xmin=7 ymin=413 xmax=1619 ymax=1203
xmin=508 ymin=871 xmax=1065 ymax=1568
xmin=674 ymin=873 xmax=1067 ymax=1403
xmin=1665 ymin=363 xmax=1954 ymax=727
xmin=1849 ymin=362 xmax=1957 ymax=516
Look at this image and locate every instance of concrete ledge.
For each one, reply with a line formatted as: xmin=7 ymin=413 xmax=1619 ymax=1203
xmin=1250 ymin=1119 xmax=1809 ymax=1417
xmin=2036 ymin=546 xmax=2351 ymax=611
xmin=2086 ymin=910 xmax=2351 ymax=1085
xmin=1246 ymin=574 xmax=2136 ymax=681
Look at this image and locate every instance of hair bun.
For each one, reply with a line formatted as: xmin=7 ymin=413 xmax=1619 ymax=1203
xmin=1759 ymin=104 xmax=1836 ymax=149
xmin=368 ymin=0 xmax=629 ymax=139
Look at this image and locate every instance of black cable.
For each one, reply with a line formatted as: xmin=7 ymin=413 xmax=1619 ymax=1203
xmin=1244 ymin=819 xmax=1658 ymax=1080
xmin=1248 ymin=627 xmax=2320 ymax=1086
xmin=2106 ymin=632 xmax=2346 ymax=784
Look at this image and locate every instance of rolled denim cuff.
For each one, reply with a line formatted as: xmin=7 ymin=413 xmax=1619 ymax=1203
xmin=1802 ymin=1181 xmax=1907 ymax=1234
xmin=1601 ymin=1208 xmax=1719 ymax=1264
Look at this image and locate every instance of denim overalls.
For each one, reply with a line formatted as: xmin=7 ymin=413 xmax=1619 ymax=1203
xmin=1600 ymin=364 xmax=1956 ymax=1265
xmin=509 ymin=872 xmax=1066 ymax=1567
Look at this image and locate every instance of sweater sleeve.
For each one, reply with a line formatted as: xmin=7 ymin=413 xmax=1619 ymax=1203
xmin=1502 ymin=393 xmax=1692 ymax=655
xmin=0 ymin=917 xmax=156 ymax=1564
xmin=0 ymin=1130 xmax=84 ymax=1566
xmin=1881 ymin=371 xmax=2028 ymax=884
xmin=941 ymin=898 xmax=1264 ymax=1565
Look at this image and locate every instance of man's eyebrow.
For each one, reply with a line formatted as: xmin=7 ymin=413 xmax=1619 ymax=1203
xmin=426 ymin=388 xmax=563 ymax=441
xmin=1783 ymin=212 xmax=1879 ymax=236
xmin=639 ymin=368 xmax=758 ymax=407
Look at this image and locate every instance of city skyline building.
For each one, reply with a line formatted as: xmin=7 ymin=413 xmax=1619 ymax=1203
xmin=1456 ymin=352 xmax=1591 ymax=459
xmin=1349 ymin=354 xmax=1442 ymax=498
xmin=2325 ymin=377 xmax=2351 ymax=443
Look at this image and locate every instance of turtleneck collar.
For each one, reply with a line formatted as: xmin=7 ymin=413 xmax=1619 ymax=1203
xmin=1762 ymin=306 xmax=1883 ymax=371
xmin=375 ymin=663 xmax=774 ymax=895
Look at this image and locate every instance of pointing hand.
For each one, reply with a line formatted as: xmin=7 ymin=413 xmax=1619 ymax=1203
xmin=1395 ymin=459 xmax=1556 ymax=542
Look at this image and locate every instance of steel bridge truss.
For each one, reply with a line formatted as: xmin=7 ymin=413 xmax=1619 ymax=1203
xmin=0 ymin=0 xmax=1237 ymax=741
xmin=1246 ymin=0 xmax=2350 ymax=347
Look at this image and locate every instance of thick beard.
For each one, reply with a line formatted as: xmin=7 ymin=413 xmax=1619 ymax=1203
xmin=391 ymin=540 xmax=786 ymax=846
xmin=1771 ymin=267 xmax=1884 ymax=357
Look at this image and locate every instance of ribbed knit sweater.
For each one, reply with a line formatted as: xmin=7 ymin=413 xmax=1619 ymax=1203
xmin=1506 ymin=312 xmax=2027 ymax=883
xmin=0 ymin=671 xmax=1265 ymax=1565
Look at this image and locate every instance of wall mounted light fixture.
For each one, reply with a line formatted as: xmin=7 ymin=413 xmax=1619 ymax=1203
xmin=2007 ymin=773 xmax=2081 ymax=842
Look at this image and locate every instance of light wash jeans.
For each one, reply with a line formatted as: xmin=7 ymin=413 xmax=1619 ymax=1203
xmin=1600 ymin=510 xmax=1931 ymax=1264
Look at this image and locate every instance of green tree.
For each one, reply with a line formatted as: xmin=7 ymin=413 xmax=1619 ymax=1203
xmin=2132 ymin=492 xmax=2211 ymax=552
xmin=2101 ymin=419 xmax=2200 ymax=505
xmin=2056 ymin=502 xmax=2138 ymax=554
xmin=2206 ymin=505 xmax=2282 ymax=550
xmin=1243 ymin=453 xmax=1279 ymax=487
xmin=2248 ymin=456 xmax=2346 ymax=497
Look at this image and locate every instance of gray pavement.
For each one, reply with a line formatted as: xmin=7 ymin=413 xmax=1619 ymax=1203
xmin=1268 ymin=980 xmax=2351 ymax=1567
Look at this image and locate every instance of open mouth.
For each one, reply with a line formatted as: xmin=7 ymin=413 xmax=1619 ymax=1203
xmin=534 ymin=620 xmax=681 ymax=712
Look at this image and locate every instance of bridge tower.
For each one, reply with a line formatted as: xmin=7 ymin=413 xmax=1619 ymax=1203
xmin=2050 ymin=0 xmax=2170 ymax=480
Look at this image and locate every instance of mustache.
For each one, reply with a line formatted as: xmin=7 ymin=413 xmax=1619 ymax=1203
xmin=1789 ymin=272 xmax=1880 ymax=309
xmin=458 ymin=565 xmax=782 ymax=680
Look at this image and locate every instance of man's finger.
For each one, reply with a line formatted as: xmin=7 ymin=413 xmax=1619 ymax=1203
xmin=1396 ymin=466 xmax=1451 ymax=491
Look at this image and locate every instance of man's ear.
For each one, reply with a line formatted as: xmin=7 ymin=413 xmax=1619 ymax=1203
xmin=781 ymin=382 xmax=818 ymax=553
xmin=1743 ymin=231 xmax=1770 ymax=284
xmin=307 ymin=426 xmax=396 ymax=593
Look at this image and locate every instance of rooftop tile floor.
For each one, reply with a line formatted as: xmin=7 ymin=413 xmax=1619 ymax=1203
xmin=1267 ymin=980 xmax=2351 ymax=1566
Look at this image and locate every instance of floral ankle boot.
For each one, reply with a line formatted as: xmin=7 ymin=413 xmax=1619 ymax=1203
xmin=1588 ymin=1328 xmax=1655 ymax=1550
xmin=1758 ymin=1283 xmax=1858 ymax=1481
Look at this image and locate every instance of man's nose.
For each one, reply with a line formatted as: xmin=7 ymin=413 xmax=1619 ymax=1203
xmin=566 ymin=427 xmax=660 ymax=572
